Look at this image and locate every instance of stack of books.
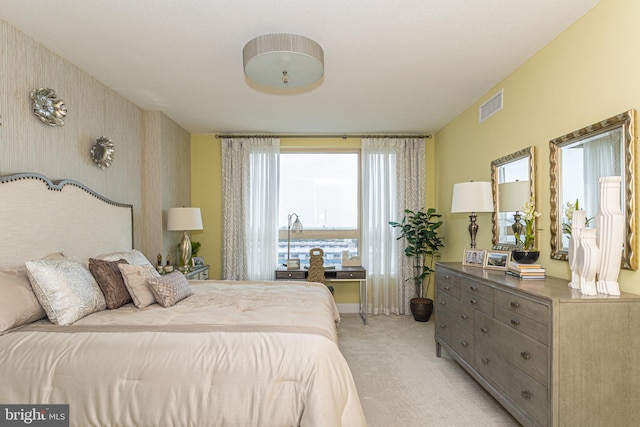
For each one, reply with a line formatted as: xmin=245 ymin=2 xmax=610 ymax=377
xmin=507 ymin=261 xmax=546 ymax=279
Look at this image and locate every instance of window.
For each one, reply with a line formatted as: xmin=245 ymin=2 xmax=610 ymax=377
xmin=278 ymin=151 xmax=359 ymax=266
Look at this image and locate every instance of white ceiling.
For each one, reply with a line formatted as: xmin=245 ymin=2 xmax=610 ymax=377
xmin=0 ymin=0 xmax=600 ymax=135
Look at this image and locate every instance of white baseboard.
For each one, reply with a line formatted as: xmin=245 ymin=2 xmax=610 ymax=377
xmin=336 ymin=303 xmax=360 ymax=314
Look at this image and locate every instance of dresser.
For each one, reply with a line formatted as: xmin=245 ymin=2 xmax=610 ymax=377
xmin=435 ymin=262 xmax=640 ymax=427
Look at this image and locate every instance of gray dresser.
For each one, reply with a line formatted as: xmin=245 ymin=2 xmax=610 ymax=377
xmin=434 ymin=262 xmax=640 ymax=427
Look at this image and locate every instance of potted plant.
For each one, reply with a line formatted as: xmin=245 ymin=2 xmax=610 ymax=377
xmin=390 ymin=208 xmax=444 ymax=322
xmin=512 ymin=197 xmax=541 ymax=263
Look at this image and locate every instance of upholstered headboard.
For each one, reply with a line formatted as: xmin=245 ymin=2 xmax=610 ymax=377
xmin=0 ymin=173 xmax=133 ymax=267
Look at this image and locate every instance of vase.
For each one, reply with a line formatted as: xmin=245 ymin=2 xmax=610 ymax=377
xmin=567 ymin=210 xmax=586 ymax=290
xmin=576 ymin=228 xmax=600 ymax=296
xmin=511 ymin=250 xmax=540 ymax=264
xmin=410 ymin=297 xmax=433 ymax=322
xmin=595 ymin=176 xmax=624 ymax=295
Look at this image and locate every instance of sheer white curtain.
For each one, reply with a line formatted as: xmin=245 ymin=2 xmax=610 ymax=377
xmin=583 ymin=128 xmax=622 ymax=218
xmin=221 ymin=137 xmax=280 ymax=280
xmin=361 ymin=137 xmax=425 ymax=315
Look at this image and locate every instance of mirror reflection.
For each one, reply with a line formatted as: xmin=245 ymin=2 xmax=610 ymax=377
xmin=491 ymin=146 xmax=536 ymax=250
xmin=549 ymin=110 xmax=637 ymax=270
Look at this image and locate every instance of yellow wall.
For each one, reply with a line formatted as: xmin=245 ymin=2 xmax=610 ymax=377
xmin=191 ymin=136 xmax=436 ymax=303
xmin=435 ymin=0 xmax=640 ymax=294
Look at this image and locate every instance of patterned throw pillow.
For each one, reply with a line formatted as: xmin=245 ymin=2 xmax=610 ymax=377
xmin=25 ymin=259 xmax=106 ymax=325
xmin=118 ymin=263 xmax=161 ymax=308
xmin=88 ymin=258 xmax=131 ymax=309
xmin=147 ymin=271 xmax=193 ymax=308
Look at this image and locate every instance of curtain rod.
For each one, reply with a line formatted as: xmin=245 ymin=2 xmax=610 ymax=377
xmin=215 ymin=134 xmax=432 ymax=139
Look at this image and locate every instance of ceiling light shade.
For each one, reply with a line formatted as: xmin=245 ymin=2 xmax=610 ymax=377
xmin=243 ymin=33 xmax=324 ymax=88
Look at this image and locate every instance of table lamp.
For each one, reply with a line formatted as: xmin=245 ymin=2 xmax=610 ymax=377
xmin=286 ymin=213 xmax=303 ymax=268
xmin=451 ymin=181 xmax=493 ymax=248
xmin=167 ymin=207 xmax=203 ymax=269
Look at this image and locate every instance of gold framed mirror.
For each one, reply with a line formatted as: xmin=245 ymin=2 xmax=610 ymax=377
xmin=549 ymin=109 xmax=637 ymax=270
xmin=491 ymin=146 xmax=536 ymax=251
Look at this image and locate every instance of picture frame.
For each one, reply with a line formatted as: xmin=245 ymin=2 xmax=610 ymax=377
xmin=462 ymin=249 xmax=486 ymax=267
xmin=483 ymin=250 xmax=511 ymax=270
xmin=191 ymin=256 xmax=205 ymax=267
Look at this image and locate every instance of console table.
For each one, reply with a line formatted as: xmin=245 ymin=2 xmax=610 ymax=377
xmin=434 ymin=262 xmax=640 ymax=426
xmin=275 ymin=265 xmax=368 ymax=324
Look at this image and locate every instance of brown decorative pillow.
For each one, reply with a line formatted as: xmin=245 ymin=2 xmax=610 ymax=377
xmin=89 ymin=258 xmax=131 ymax=309
xmin=147 ymin=271 xmax=193 ymax=308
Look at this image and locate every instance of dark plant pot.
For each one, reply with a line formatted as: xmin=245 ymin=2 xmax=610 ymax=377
xmin=511 ymin=250 xmax=540 ymax=264
xmin=410 ymin=297 xmax=433 ymax=322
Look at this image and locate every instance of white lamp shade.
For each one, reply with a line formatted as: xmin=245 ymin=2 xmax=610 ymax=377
xmin=451 ymin=182 xmax=493 ymax=213
xmin=498 ymin=180 xmax=530 ymax=212
xmin=167 ymin=207 xmax=203 ymax=231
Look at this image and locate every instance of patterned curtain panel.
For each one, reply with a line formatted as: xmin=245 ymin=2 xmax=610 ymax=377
xmin=361 ymin=138 xmax=425 ymax=315
xmin=221 ymin=137 xmax=280 ymax=280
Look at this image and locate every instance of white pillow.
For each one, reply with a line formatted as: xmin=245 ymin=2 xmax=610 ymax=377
xmin=100 ymin=249 xmax=154 ymax=267
xmin=25 ymin=259 xmax=106 ymax=325
xmin=118 ymin=263 xmax=160 ymax=308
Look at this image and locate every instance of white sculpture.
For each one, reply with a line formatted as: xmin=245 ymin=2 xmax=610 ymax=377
xmin=576 ymin=228 xmax=599 ymax=296
xmin=567 ymin=210 xmax=586 ymax=290
xmin=595 ymin=176 xmax=624 ymax=295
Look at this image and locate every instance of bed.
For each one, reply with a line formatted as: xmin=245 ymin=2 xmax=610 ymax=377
xmin=0 ymin=173 xmax=366 ymax=427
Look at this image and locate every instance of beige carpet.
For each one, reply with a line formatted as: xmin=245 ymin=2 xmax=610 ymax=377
xmin=338 ymin=314 xmax=520 ymax=427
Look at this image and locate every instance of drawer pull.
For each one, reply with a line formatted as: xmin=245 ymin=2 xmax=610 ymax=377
xmin=511 ymin=319 xmax=520 ymax=326
xmin=440 ymin=301 xmax=446 ymax=305
xmin=444 ymin=275 xmax=450 ymax=279
xmin=481 ymin=358 xmax=489 ymax=365
xmin=470 ymin=299 xmax=477 ymax=305
xmin=521 ymin=390 xmax=532 ymax=399
xmin=520 ymin=351 xmax=531 ymax=360
xmin=461 ymin=341 xmax=468 ymax=348
xmin=480 ymin=327 xmax=488 ymax=333
xmin=470 ymin=285 xmax=477 ymax=291
xmin=440 ymin=324 xmax=447 ymax=329
xmin=444 ymin=286 xmax=451 ymax=290
xmin=460 ymin=314 xmax=468 ymax=320
xmin=288 ymin=273 xmax=293 ymax=277
xmin=510 ymin=301 xmax=520 ymax=308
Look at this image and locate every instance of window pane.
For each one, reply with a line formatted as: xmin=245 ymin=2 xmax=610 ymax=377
xmin=279 ymin=153 xmax=358 ymax=229
xmin=279 ymin=152 xmax=359 ymax=266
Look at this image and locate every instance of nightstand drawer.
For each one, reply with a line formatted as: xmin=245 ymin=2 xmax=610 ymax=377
xmin=335 ymin=270 xmax=366 ymax=280
xmin=275 ymin=270 xmax=306 ymax=280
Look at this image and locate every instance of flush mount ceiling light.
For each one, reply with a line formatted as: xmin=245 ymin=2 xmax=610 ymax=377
xmin=243 ymin=33 xmax=324 ymax=89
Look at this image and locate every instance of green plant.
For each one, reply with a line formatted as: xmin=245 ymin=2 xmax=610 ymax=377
xmin=514 ymin=197 xmax=540 ymax=251
xmin=191 ymin=241 xmax=201 ymax=257
xmin=389 ymin=208 xmax=444 ymax=299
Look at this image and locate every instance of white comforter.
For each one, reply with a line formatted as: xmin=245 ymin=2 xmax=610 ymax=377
xmin=0 ymin=280 xmax=366 ymax=427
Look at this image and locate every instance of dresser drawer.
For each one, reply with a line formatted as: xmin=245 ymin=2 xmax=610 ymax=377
xmin=461 ymin=277 xmax=493 ymax=300
xmin=335 ymin=270 xmax=366 ymax=279
xmin=461 ymin=290 xmax=493 ymax=316
xmin=275 ymin=270 xmax=306 ymax=280
xmin=475 ymin=312 xmax=548 ymax=386
xmin=494 ymin=304 xmax=549 ymax=345
xmin=494 ymin=290 xmax=549 ymax=326
xmin=476 ymin=341 xmax=548 ymax=427
xmin=436 ymin=269 xmax=461 ymax=298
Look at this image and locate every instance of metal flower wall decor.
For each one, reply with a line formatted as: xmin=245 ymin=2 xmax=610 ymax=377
xmin=90 ymin=136 xmax=115 ymax=169
xmin=30 ymin=88 xmax=67 ymax=126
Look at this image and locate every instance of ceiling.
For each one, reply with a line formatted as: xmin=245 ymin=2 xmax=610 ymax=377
xmin=0 ymin=0 xmax=600 ymax=135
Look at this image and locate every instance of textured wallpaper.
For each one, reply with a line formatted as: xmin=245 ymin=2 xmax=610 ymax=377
xmin=0 ymin=19 xmax=190 ymax=262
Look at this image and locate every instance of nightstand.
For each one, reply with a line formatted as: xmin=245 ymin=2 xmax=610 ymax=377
xmin=184 ymin=265 xmax=210 ymax=280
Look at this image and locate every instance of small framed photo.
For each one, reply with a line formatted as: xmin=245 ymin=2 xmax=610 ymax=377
xmin=463 ymin=249 xmax=486 ymax=267
xmin=483 ymin=250 xmax=511 ymax=270
xmin=191 ymin=256 xmax=205 ymax=267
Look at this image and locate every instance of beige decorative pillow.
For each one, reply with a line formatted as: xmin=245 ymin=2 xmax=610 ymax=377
xmin=89 ymin=258 xmax=131 ymax=309
xmin=0 ymin=268 xmax=46 ymax=332
xmin=118 ymin=263 xmax=161 ymax=308
xmin=147 ymin=271 xmax=193 ymax=308
xmin=25 ymin=259 xmax=107 ymax=325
